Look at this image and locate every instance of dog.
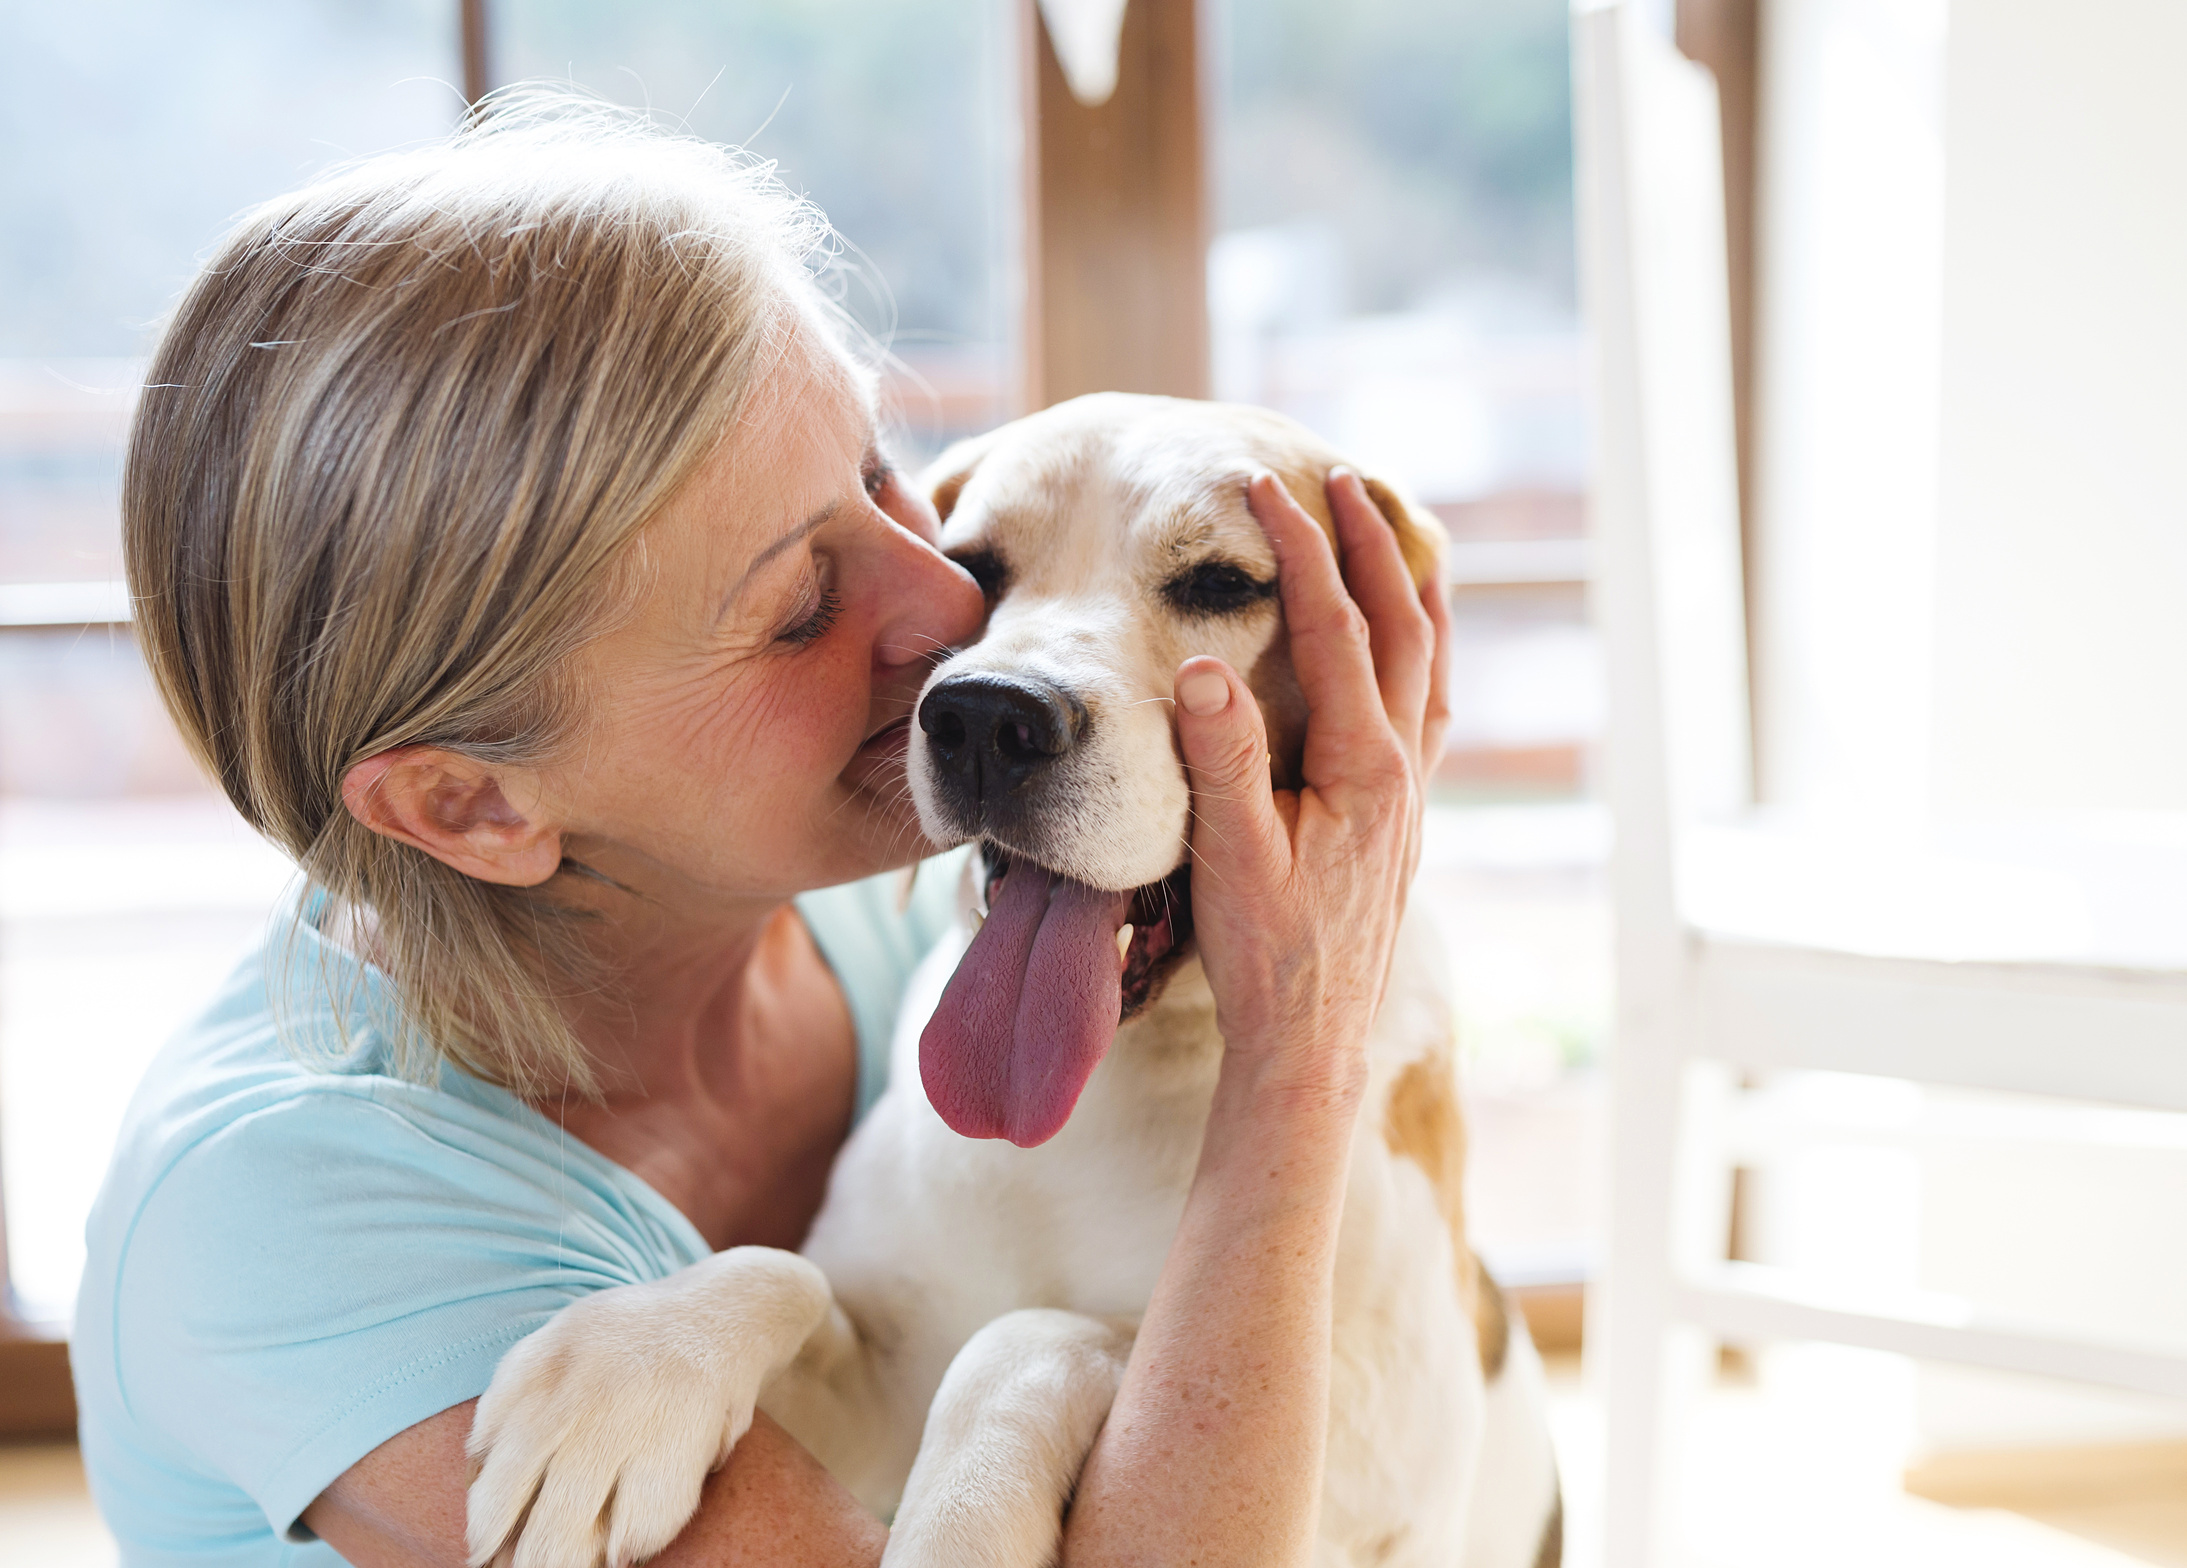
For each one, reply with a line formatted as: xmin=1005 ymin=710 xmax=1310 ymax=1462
xmin=465 ymin=393 xmax=1563 ymax=1568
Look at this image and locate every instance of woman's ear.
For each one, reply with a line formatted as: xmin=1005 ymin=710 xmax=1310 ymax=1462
xmin=340 ymin=747 xmax=564 ymax=887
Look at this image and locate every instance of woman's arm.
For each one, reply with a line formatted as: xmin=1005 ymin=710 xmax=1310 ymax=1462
xmin=1060 ymin=468 xmax=1450 ymax=1567
xmin=305 ymin=1405 xmax=887 ymax=1568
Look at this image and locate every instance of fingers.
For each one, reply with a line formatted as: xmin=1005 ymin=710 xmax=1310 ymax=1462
xmin=1244 ymin=474 xmax=1389 ymax=777
xmin=1418 ymin=567 xmax=1454 ymax=774
xmin=1173 ymin=656 xmax=1287 ymax=889
xmin=1325 ymin=469 xmax=1436 ymax=751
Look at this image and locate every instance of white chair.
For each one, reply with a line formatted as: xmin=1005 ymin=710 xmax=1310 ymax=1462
xmin=1572 ymin=5 xmax=2187 ymax=1564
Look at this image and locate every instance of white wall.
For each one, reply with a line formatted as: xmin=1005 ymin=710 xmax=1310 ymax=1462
xmin=1751 ymin=0 xmax=1947 ymax=822
xmin=1751 ymin=0 xmax=2187 ymax=1457
xmin=1916 ymin=1110 xmax=2187 ymax=1450
xmin=1930 ymin=0 xmax=2187 ymax=815
xmin=1916 ymin=0 xmax=2187 ymax=1452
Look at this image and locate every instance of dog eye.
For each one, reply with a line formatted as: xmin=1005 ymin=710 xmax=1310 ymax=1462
xmin=951 ymin=549 xmax=1009 ymax=598
xmin=1163 ymin=560 xmax=1273 ymax=616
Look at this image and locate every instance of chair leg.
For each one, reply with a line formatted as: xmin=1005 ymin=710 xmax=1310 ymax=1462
xmin=1595 ymin=1034 xmax=1708 ymax=1568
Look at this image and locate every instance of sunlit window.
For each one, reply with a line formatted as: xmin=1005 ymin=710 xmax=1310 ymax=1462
xmin=0 ymin=0 xmax=1019 ymax=1328
xmin=1214 ymin=0 xmax=1602 ymax=1291
xmin=497 ymin=0 xmax=1018 ymax=459
xmin=0 ymin=0 xmax=1596 ymax=1335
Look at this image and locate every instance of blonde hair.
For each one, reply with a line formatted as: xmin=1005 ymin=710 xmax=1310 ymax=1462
xmin=125 ymin=93 xmax=841 ymax=1097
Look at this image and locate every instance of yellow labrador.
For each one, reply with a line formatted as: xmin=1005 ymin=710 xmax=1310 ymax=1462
xmin=465 ymin=394 xmax=1562 ymax=1568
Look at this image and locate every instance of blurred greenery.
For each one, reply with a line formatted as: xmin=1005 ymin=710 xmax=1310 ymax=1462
xmin=1221 ymin=0 xmax=1575 ymax=308
xmin=498 ymin=0 xmax=1012 ymax=351
xmin=0 ymin=0 xmax=453 ymax=358
xmin=0 ymin=0 xmax=1577 ymax=356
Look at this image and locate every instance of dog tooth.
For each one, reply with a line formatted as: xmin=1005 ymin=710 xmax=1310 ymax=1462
xmin=1116 ymin=923 xmax=1134 ymax=963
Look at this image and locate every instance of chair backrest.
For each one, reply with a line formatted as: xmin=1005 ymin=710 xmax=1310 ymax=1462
xmin=1575 ymin=0 xmax=1750 ymax=1002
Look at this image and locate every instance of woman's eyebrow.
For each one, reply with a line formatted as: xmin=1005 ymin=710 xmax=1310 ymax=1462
xmin=718 ymin=499 xmax=842 ymax=621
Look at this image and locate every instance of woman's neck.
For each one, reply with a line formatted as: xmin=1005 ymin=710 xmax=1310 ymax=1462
xmin=541 ymin=892 xmax=860 ymax=1252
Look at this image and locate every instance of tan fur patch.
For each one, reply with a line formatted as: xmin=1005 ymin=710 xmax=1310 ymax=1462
xmin=1245 ymin=639 xmax=1309 ymax=791
xmin=1382 ymin=1054 xmax=1508 ymax=1374
xmin=1271 ymin=461 xmax=1446 ymax=591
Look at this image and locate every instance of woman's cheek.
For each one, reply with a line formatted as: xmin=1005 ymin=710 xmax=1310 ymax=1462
xmin=740 ymin=650 xmax=866 ymax=777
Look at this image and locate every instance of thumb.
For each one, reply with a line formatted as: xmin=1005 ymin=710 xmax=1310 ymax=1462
xmin=1175 ymin=656 xmax=1286 ymax=884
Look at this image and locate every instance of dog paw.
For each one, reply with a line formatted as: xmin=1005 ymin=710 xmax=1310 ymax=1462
xmin=466 ymin=1247 xmax=831 ymax=1568
xmin=884 ymin=1310 xmax=1133 ymax=1568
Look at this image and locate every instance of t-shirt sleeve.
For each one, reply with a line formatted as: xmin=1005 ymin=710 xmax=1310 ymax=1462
xmin=109 ymin=1083 xmax=682 ymax=1540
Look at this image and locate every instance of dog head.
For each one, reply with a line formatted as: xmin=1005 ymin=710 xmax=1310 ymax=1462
xmin=908 ymin=393 xmax=1442 ymax=1147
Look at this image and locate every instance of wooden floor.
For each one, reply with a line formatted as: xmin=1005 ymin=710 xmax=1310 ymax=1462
xmin=2016 ymin=1495 xmax=2187 ymax=1568
xmin=4 ymin=1358 xmax=2181 ymax=1566
xmin=1537 ymin=1349 xmax=2186 ymax=1568
xmin=0 ymin=1443 xmax=109 ymax=1568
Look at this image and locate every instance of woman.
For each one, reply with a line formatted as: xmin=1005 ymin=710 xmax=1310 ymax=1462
xmin=74 ymin=99 xmax=1447 ymax=1567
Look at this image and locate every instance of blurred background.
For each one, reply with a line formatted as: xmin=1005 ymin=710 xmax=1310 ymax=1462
xmin=1 ymin=1 xmax=2183 ymax=1564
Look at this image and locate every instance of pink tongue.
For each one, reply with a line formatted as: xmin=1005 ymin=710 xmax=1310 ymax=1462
xmin=921 ymin=862 xmax=1132 ymax=1147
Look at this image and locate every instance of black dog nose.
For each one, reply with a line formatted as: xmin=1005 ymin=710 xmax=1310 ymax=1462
xmin=919 ymin=675 xmax=1084 ymax=797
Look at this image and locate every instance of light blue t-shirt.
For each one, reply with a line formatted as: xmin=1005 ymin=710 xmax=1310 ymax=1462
xmin=72 ymin=856 xmax=963 ymax=1567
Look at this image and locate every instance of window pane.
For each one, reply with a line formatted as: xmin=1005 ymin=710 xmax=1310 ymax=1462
xmin=1214 ymin=0 xmax=1582 ymax=500
xmin=498 ymin=0 xmax=1019 ymax=460
xmin=1215 ymin=0 xmax=1603 ymax=1285
xmin=1 ymin=0 xmax=455 ymax=1324
xmin=1 ymin=0 xmax=455 ymax=581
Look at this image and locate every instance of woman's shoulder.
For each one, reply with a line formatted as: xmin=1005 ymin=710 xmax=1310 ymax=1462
xmin=87 ymin=914 xmax=708 ymax=1286
xmin=90 ymin=919 xmax=483 ymax=1231
xmin=73 ymin=916 xmax=713 ymax=1545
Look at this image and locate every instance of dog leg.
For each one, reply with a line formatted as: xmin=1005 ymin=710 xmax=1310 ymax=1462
xmin=465 ymin=1246 xmax=831 ymax=1568
xmin=883 ymin=1309 xmax=1134 ymax=1568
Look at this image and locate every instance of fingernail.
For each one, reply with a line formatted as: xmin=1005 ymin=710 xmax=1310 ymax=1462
xmin=1179 ymin=669 xmax=1230 ymax=716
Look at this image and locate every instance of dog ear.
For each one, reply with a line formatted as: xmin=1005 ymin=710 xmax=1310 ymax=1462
xmin=1272 ymin=460 xmax=1447 ymax=593
xmin=921 ymin=429 xmax=1001 ymax=526
xmin=1359 ymin=474 xmax=1447 ymax=592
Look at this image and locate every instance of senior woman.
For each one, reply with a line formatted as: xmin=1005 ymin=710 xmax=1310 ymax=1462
xmin=73 ymin=101 xmax=1448 ymax=1568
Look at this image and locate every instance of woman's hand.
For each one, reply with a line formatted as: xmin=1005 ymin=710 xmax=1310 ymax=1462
xmin=1063 ymin=470 xmax=1449 ymax=1567
xmin=1172 ymin=468 xmax=1452 ymax=1103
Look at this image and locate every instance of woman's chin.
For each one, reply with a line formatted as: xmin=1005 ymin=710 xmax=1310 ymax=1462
xmin=835 ymin=724 xmax=936 ymax=867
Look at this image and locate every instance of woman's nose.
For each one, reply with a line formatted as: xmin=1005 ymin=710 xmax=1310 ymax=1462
xmin=872 ymin=516 xmax=984 ymax=668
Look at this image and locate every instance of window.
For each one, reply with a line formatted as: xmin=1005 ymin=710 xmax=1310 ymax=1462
xmin=1 ymin=0 xmax=1599 ymax=1367
xmin=495 ymin=0 xmax=1018 ymax=462
xmin=0 ymin=0 xmax=1023 ymax=1333
xmin=2 ymin=0 xmax=457 ymax=1330
xmin=1214 ymin=0 xmax=1603 ymax=1291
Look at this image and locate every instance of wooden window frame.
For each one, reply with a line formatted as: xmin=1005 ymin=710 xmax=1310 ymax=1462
xmin=1672 ymin=0 xmax=1762 ymax=783
xmin=1020 ymin=0 xmax=1209 ymax=408
xmin=0 ymin=601 xmax=135 ymax=1435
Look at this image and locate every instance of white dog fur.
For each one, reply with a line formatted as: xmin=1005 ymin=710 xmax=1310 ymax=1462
xmin=465 ymin=394 xmax=1562 ymax=1568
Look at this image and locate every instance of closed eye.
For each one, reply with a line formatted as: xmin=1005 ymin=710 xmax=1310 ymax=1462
xmin=778 ymin=587 xmax=842 ymax=646
xmin=1162 ymin=559 xmax=1275 ymax=616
